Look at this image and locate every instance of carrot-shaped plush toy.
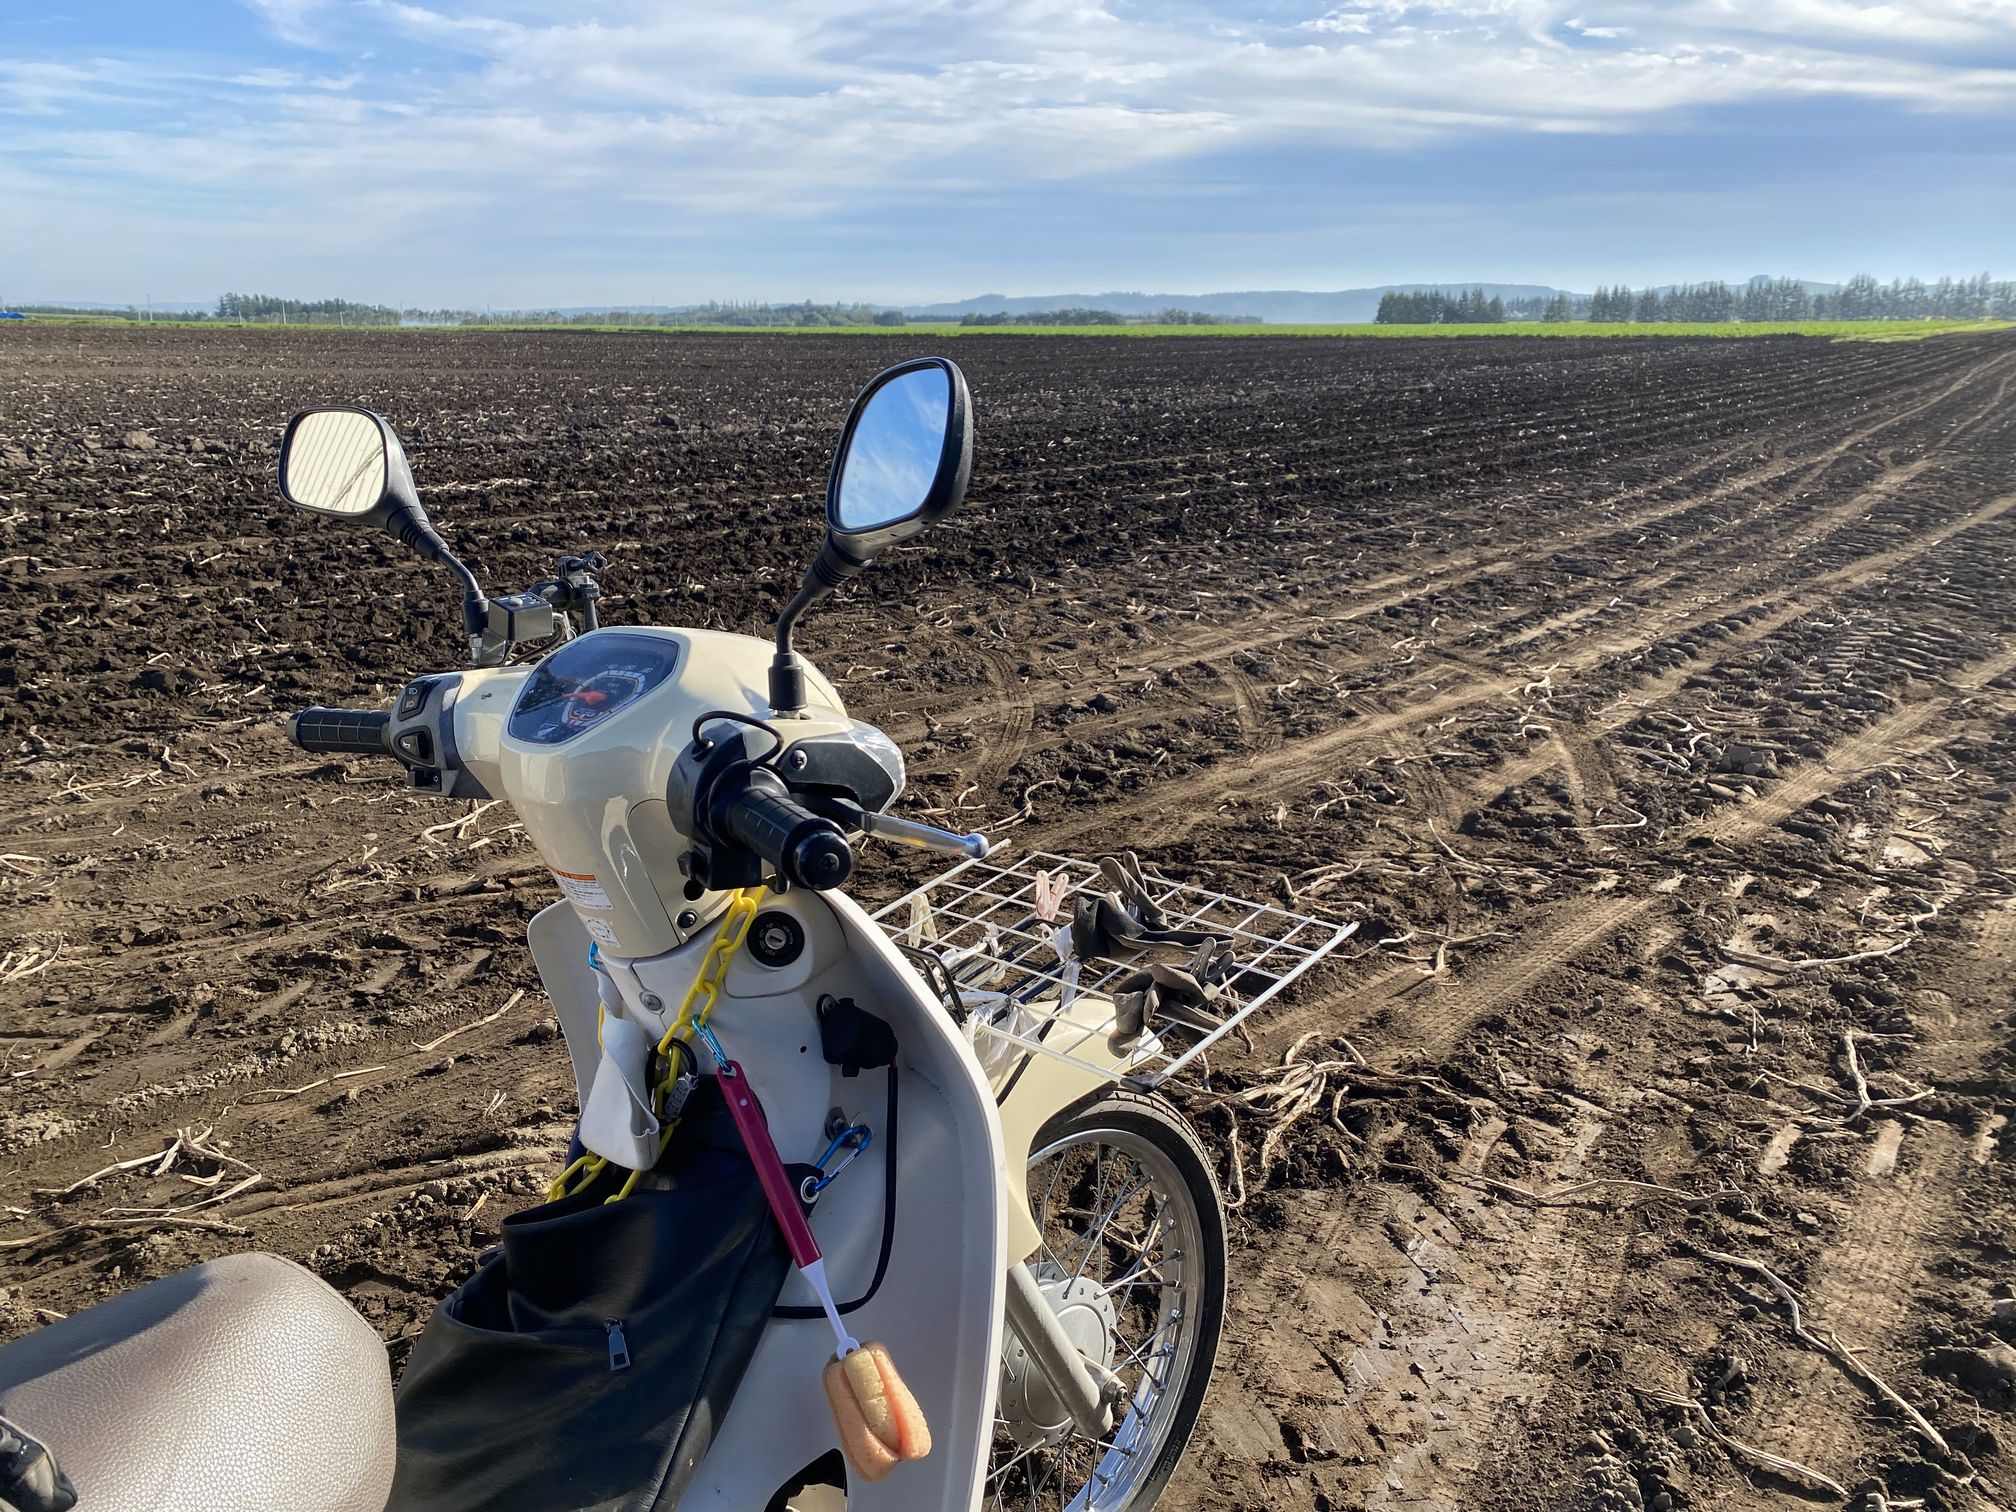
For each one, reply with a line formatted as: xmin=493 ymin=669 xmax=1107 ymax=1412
xmin=716 ymin=1053 xmax=930 ymax=1481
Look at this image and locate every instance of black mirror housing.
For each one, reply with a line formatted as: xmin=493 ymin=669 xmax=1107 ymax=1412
xmin=824 ymin=357 xmax=974 ymax=564
xmin=277 ymin=406 xmax=491 ymax=653
xmin=280 ymin=407 xmax=409 ymax=527
xmin=768 ymin=358 xmax=976 ymax=714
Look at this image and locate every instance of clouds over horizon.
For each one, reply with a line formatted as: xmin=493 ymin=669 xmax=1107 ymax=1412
xmin=2 ymin=0 xmax=2012 ymax=303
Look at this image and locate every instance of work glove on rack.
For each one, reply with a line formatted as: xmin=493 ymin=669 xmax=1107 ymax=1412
xmin=1107 ymin=950 xmax=1234 ymax=1054
xmin=1053 ymin=852 xmax=1238 ymax=1053
xmin=0 ymin=1415 xmax=76 ymax=1512
xmin=1067 ymin=853 xmax=1231 ymax=966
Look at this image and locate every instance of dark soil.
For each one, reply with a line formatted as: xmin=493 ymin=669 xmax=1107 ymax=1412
xmin=4 ymin=324 xmax=2016 ymax=1511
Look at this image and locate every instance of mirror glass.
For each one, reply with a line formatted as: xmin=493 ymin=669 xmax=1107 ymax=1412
xmin=834 ymin=366 xmax=951 ymax=532
xmin=283 ymin=410 xmax=388 ymax=515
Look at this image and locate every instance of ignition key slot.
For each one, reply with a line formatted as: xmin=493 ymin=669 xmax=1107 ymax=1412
xmin=748 ymin=910 xmax=806 ymax=968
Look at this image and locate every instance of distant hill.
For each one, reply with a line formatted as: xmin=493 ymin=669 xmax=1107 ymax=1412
xmin=904 ymin=286 xmax=1581 ymax=325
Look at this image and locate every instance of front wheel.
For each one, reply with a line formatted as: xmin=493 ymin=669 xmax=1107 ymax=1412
xmin=988 ymin=1090 xmax=1227 ymax=1510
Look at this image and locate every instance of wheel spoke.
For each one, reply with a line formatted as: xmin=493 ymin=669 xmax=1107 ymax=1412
xmin=1053 ymin=1146 xmax=1111 ymax=1278
xmin=1110 ymin=1311 xmax=1182 ymax=1390
xmin=991 ymin=1110 xmax=1216 ymax=1509
xmin=1064 ymin=1167 xmax=1149 ymax=1288
xmin=1095 ymin=1204 xmax=1173 ymax=1301
xmin=990 ymin=1427 xmax=1046 ymax=1487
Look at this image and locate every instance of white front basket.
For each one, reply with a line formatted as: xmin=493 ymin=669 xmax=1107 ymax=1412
xmin=869 ymin=850 xmax=1357 ymax=1088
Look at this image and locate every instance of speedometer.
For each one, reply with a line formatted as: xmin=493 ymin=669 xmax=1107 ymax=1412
xmin=507 ymin=632 xmax=682 ymax=746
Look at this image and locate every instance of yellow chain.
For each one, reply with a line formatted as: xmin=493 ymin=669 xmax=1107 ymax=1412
xmin=546 ymin=886 xmax=768 ymax=1203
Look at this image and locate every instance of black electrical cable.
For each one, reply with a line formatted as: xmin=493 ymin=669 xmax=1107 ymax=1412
xmin=772 ymin=1065 xmax=897 ymax=1319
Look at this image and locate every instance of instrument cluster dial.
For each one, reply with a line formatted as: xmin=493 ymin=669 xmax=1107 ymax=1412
xmin=507 ymin=632 xmax=683 ymax=746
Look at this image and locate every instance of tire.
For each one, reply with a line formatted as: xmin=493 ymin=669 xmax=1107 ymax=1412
xmin=987 ymin=1089 xmax=1227 ymax=1510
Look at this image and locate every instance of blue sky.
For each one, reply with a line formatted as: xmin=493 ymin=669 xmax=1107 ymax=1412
xmin=2 ymin=1 xmax=2012 ymax=307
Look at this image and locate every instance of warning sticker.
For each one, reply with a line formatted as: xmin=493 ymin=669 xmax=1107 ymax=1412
xmin=551 ymin=869 xmax=614 ymax=911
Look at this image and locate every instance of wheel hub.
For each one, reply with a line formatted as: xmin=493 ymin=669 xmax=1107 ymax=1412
xmin=997 ymin=1268 xmax=1119 ymax=1449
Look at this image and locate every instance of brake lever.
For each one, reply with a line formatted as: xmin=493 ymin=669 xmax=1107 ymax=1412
xmin=822 ymin=798 xmax=990 ymax=861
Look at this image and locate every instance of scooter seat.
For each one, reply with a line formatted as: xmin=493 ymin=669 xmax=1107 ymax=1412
xmin=0 ymin=1252 xmax=394 ymax=1512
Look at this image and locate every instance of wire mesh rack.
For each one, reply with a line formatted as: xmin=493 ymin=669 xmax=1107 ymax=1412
xmin=869 ymin=850 xmax=1357 ymax=1088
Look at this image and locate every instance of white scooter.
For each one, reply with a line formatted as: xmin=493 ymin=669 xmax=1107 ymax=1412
xmin=0 ymin=359 xmax=1243 ymax=1512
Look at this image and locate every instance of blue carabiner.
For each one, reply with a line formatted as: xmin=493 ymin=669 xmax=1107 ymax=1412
xmin=800 ymin=1124 xmax=872 ymax=1202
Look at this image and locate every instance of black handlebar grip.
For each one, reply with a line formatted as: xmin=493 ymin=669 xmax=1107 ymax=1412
xmin=291 ymin=707 xmax=394 ymax=757
xmin=717 ymin=769 xmax=855 ymax=891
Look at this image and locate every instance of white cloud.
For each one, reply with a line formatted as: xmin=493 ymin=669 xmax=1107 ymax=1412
xmin=228 ymin=67 xmax=360 ymax=89
xmin=1672 ymin=0 xmax=2016 ymax=47
xmin=233 ymin=1 xmax=2016 ymax=159
xmin=1306 ymin=9 xmax=1376 ymax=31
xmin=241 ymin=0 xmax=332 ymax=48
xmin=2 ymin=0 xmax=2011 ymax=291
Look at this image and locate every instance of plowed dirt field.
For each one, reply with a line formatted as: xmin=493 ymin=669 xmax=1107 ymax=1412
xmin=4 ymin=325 xmax=2015 ymax=1510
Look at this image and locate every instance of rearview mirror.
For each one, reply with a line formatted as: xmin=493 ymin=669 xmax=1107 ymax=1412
xmin=278 ymin=405 xmax=431 ymax=535
xmin=828 ymin=359 xmax=972 ymax=555
xmin=277 ymin=405 xmax=492 ymax=656
xmin=279 ymin=408 xmax=391 ymax=517
xmin=769 ymin=357 xmax=975 ymax=714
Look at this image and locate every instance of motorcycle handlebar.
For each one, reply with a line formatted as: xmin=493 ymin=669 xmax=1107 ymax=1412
xmin=291 ymin=707 xmax=394 ymax=757
xmin=715 ymin=767 xmax=855 ymax=892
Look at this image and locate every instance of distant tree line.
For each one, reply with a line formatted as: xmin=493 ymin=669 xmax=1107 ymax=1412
xmin=1374 ymin=289 xmax=1510 ymax=324
xmin=9 ymin=297 xmax=404 ymax=323
xmin=1490 ymin=274 xmax=2016 ymax=325
xmin=959 ymin=309 xmax=1097 ymax=326
xmin=1151 ymin=307 xmax=1253 ymax=325
xmin=12 ymin=303 xmax=165 ymax=319
xmin=23 ymin=294 xmax=413 ymax=324
xmin=1574 ymin=280 xmax=1808 ymax=322
xmin=215 ymin=293 xmax=404 ymax=324
xmin=1813 ymin=274 xmax=2016 ymax=320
